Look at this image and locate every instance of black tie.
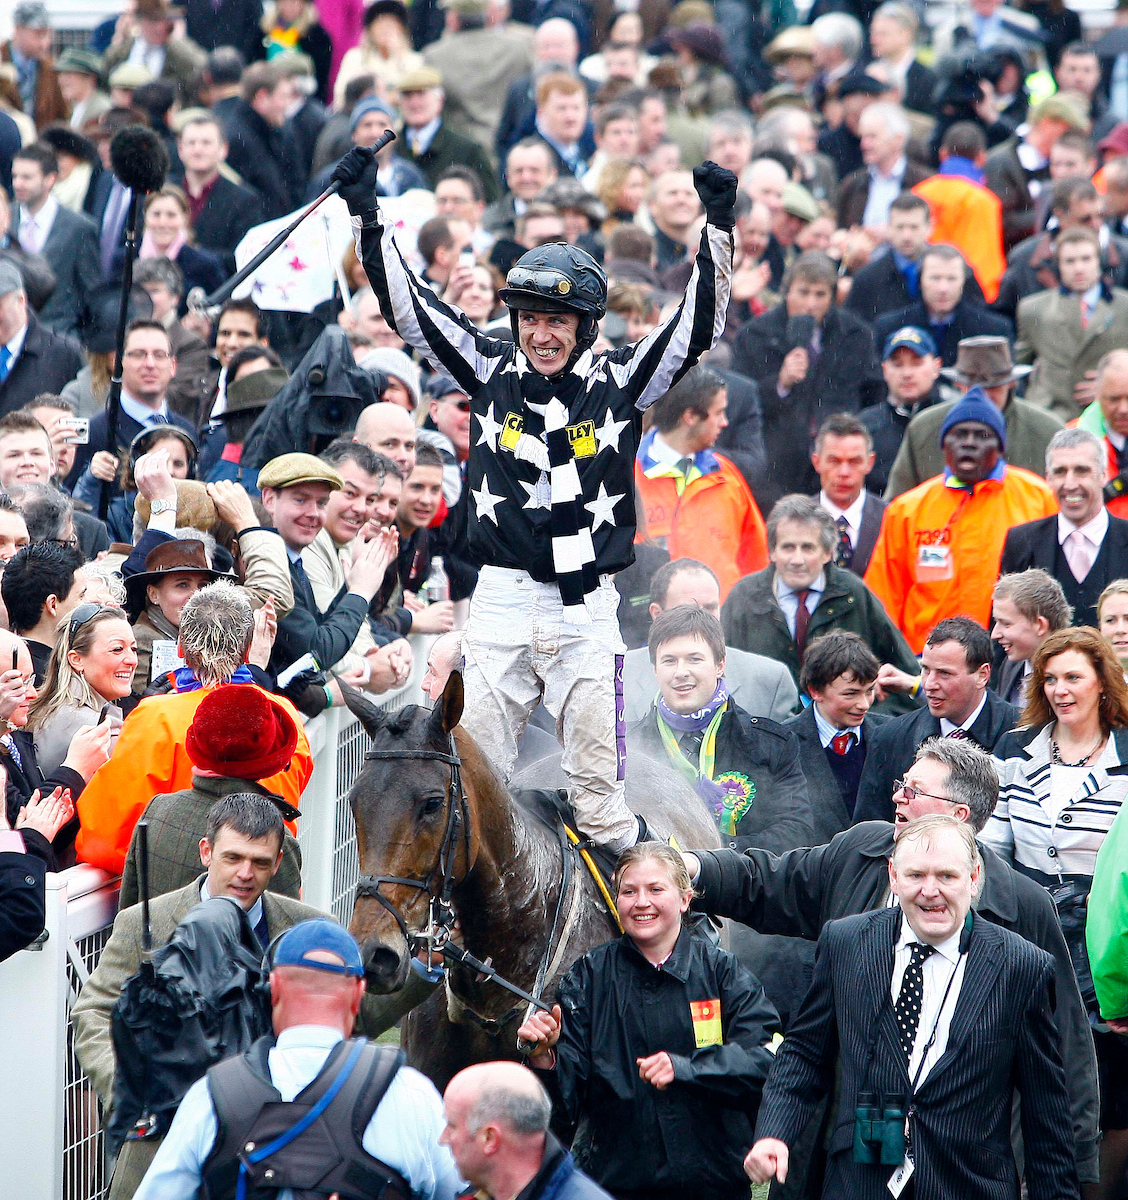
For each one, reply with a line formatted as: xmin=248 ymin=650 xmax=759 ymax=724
xmin=895 ymin=943 xmax=935 ymax=1061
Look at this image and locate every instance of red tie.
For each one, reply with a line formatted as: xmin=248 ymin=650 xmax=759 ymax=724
xmin=794 ymin=589 xmax=811 ymax=654
xmin=947 ymin=728 xmax=968 ymax=740
xmin=831 ymin=732 xmax=854 ymax=755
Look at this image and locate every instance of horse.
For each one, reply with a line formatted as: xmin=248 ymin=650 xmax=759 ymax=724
xmin=343 ymin=674 xmax=721 ymax=1090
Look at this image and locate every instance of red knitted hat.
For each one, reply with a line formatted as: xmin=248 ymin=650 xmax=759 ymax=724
xmin=185 ymin=685 xmax=298 ymax=780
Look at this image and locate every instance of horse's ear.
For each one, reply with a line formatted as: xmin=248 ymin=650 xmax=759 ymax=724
xmin=429 ymin=669 xmax=464 ymax=736
xmin=341 ymin=679 xmax=388 ymax=737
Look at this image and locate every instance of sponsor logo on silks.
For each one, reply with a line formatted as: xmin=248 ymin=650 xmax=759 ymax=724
xmin=689 ymin=998 xmax=723 ymax=1048
xmin=712 ymin=772 xmax=756 ymax=837
xmin=500 ymin=412 xmax=524 ymax=452
xmin=567 ymin=420 xmax=597 ymax=458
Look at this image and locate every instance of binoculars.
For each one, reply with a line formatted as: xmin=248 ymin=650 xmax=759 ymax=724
xmin=853 ymin=1092 xmax=907 ymax=1165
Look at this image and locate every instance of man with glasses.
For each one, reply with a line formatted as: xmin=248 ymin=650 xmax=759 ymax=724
xmin=679 ymin=737 xmax=1100 ymax=1193
xmin=70 ymin=319 xmax=196 ymax=495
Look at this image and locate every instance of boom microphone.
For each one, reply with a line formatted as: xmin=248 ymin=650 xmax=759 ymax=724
xmin=109 ymin=125 xmax=170 ymax=194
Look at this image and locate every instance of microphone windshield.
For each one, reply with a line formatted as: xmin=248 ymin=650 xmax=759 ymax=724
xmin=110 ymin=126 xmax=170 ymax=194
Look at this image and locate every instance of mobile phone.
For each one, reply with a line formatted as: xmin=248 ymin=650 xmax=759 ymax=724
xmin=59 ymin=416 xmax=90 ymax=445
xmin=11 ymin=648 xmax=17 ymax=672
xmin=459 ymin=248 xmax=476 ymax=269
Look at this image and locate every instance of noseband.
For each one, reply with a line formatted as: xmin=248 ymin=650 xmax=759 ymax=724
xmin=354 ymin=734 xmax=469 ymax=953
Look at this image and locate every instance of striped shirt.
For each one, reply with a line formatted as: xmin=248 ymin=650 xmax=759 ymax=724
xmin=986 ymin=724 xmax=1128 ymax=879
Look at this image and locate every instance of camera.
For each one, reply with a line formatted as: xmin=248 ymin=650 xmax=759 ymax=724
xmin=853 ymin=1092 xmax=906 ymax=1165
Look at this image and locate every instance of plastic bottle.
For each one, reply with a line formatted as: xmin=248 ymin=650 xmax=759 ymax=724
xmin=423 ymin=555 xmax=450 ymax=604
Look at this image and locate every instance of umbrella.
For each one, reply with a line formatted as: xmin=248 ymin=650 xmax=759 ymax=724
xmin=105 ymin=896 xmax=272 ymax=1156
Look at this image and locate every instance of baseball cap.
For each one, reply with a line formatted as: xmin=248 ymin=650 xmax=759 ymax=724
xmin=882 ymin=325 xmax=937 ymax=360
xmin=271 ymin=919 xmax=365 ymax=976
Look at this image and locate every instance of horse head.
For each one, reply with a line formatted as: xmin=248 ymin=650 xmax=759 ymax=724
xmin=344 ymin=673 xmax=471 ymax=993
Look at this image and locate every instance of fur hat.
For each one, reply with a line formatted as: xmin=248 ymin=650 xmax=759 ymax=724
xmin=186 ymin=685 xmax=299 ymax=780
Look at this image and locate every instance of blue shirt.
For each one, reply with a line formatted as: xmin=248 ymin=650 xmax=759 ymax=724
xmin=133 ymin=1024 xmax=463 ymax=1200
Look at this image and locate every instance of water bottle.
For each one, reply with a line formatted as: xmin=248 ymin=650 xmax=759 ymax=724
xmin=423 ymin=556 xmax=450 ymax=604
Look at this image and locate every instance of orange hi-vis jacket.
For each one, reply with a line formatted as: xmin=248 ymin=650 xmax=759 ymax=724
xmin=913 ymin=174 xmax=1006 ymax=303
xmin=634 ymin=450 xmax=768 ymax=603
xmin=76 ymin=684 xmax=313 ymax=874
xmin=864 ymin=467 xmax=1058 ymax=653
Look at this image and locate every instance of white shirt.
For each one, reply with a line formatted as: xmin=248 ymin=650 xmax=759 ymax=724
xmin=862 ymin=156 xmax=907 ymax=228
xmin=940 ymin=692 xmax=986 ymax=738
xmin=3 ymin=322 xmax=28 ymax=370
xmin=1057 ymin=507 xmax=1109 ymax=554
xmin=127 ymin=36 xmax=167 ymax=79
xmin=812 ymin=701 xmax=863 ymax=749
xmin=18 ymin=195 xmax=59 ymax=254
xmin=819 ymin=489 xmax=867 ymax=549
xmin=890 ymin=920 xmax=967 ymax=1087
xmin=133 ymin=1024 xmax=463 ymax=1200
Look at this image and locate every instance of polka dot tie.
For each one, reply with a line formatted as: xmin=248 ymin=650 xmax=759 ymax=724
xmin=895 ymin=943 xmax=935 ymax=1061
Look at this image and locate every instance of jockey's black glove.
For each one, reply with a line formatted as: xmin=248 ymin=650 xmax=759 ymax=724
xmin=332 ymin=145 xmax=379 ymax=215
xmin=693 ymin=160 xmax=738 ymax=230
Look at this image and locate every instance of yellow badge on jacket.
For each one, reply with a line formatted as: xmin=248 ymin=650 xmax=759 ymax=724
xmin=689 ymin=998 xmax=722 ymax=1047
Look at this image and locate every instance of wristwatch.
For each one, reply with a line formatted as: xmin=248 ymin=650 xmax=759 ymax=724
xmin=150 ymin=498 xmax=176 ymax=516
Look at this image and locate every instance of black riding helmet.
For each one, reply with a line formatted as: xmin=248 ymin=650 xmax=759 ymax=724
xmin=499 ymin=242 xmax=608 ymax=362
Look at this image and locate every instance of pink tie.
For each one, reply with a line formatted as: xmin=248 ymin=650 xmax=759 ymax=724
xmin=1065 ymin=529 xmax=1095 ymax=581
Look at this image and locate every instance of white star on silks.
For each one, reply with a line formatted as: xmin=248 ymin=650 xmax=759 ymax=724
xmin=475 ymin=403 xmax=504 ymax=452
xmin=519 ymin=477 xmax=550 ymax=510
xmin=472 ymin=478 xmax=506 ymax=524
xmin=594 ymin=408 xmax=629 ymax=455
xmin=585 ymin=482 xmax=625 ymax=531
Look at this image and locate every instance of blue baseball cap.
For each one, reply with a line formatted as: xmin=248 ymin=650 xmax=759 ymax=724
xmin=271 ymin=919 xmax=365 ymax=976
xmin=882 ymin=325 xmax=937 ymax=361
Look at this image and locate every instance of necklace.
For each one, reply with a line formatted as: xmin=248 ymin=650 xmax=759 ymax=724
xmin=1050 ymin=735 xmax=1104 ymax=767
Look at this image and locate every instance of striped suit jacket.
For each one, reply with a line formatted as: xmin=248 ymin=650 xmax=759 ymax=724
xmin=986 ymin=724 xmax=1128 ymax=880
xmin=755 ymin=905 xmax=1079 ymax=1200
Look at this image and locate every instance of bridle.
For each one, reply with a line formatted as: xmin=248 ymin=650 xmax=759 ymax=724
xmin=354 ymin=734 xmax=470 ymax=957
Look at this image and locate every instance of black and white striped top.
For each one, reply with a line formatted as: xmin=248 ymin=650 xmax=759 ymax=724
xmin=985 ymin=724 xmax=1128 ymax=879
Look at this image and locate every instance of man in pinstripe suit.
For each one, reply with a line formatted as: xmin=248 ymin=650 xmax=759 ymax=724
xmin=745 ymin=815 xmax=1079 ymax=1200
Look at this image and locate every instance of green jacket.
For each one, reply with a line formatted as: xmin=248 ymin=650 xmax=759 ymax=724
xmin=397 ymin=120 xmax=501 ymax=203
xmin=1088 ymin=802 xmax=1128 ymax=1021
xmin=884 ymin=395 xmax=1063 ymax=499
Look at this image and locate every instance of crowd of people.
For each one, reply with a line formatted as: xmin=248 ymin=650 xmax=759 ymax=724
xmin=4 ymin=0 xmax=1128 ymax=1196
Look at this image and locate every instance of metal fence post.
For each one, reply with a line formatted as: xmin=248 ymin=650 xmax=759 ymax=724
xmin=296 ymin=706 xmax=341 ymax=913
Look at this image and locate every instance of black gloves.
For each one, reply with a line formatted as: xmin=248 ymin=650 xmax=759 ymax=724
xmin=332 ymin=145 xmax=379 ymax=214
xmin=693 ymin=160 xmax=738 ymax=230
xmin=280 ymin=667 xmax=331 ymax=718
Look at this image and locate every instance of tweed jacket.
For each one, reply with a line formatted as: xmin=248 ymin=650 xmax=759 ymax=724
xmin=117 ymin=774 xmax=302 ymax=910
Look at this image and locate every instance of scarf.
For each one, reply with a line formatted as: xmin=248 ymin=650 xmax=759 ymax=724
xmin=655 ymin=680 xmax=757 ymax=835
xmin=512 ymin=351 xmax=600 ymax=621
xmin=139 ymin=229 xmax=187 ymax=261
xmin=172 ymin=664 xmax=256 ymax=693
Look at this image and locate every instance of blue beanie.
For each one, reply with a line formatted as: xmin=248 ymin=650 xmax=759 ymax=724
xmin=349 ymin=95 xmax=396 ymax=133
xmin=938 ymin=386 xmax=1007 ymax=451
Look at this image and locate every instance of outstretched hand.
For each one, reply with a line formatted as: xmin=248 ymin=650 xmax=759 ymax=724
xmin=332 ymin=146 xmax=379 ymax=214
xmin=693 ymin=160 xmax=738 ymax=230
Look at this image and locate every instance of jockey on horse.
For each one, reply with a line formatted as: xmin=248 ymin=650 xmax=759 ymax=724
xmin=332 ymin=144 xmax=737 ymax=855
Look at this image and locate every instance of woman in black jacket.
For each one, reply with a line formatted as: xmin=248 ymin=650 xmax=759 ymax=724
xmin=517 ymin=844 xmax=780 ymax=1200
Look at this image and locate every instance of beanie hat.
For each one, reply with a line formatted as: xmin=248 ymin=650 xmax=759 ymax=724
xmin=349 ymin=94 xmax=396 ymax=133
xmin=938 ymin=386 xmax=1007 ymax=452
xmin=186 ymin=685 xmax=299 ymax=779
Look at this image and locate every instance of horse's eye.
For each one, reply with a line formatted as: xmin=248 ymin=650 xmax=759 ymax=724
xmin=420 ymin=794 xmax=445 ymax=817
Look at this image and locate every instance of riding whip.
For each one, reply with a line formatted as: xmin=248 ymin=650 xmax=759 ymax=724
xmin=187 ymin=128 xmax=398 ymax=319
xmin=100 ymin=126 xmax=170 ymax=521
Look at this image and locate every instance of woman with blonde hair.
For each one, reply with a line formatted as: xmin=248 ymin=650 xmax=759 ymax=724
xmin=1098 ymin=579 xmax=1128 ymax=671
xmin=26 ymin=605 xmax=138 ymax=780
xmin=986 ymin=625 xmax=1128 ymax=1182
xmin=128 ymin=185 xmax=226 ymax=310
xmin=333 ymin=0 xmax=422 ymax=107
xmin=598 ymin=158 xmax=650 ymax=237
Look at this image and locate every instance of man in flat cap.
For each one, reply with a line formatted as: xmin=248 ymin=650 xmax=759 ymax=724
xmin=56 ymin=48 xmax=110 ymax=131
xmin=1 ymin=2 xmax=67 ymax=129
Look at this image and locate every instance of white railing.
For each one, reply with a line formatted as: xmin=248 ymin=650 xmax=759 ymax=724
xmin=0 ymin=635 xmax=434 ymax=1200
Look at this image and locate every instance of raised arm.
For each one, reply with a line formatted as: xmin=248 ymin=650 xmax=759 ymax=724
xmin=333 ymin=146 xmax=510 ymax=398
xmin=606 ymin=162 xmax=736 ymax=410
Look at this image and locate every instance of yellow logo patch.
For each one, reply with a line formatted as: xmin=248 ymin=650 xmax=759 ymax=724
xmin=689 ymin=998 xmax=722 ymax=1047
xmin=567 ymin=420 xmax=596 ymax=459
xmin=500 ymin=412 xmax=524 ymax=452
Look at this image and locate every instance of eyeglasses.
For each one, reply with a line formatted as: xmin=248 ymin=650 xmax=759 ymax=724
xmin=449 ymin=398 xmax=471 ymax=413
xmin=45 ymin=537 xmax=78 ymax=550
xmin=123 ymin=349 xmax=172 ymax=362
xmin=68 ymin=602 xmax=111 ymax=638
xmin=893 ymin=778 xmax=953 ymax=804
